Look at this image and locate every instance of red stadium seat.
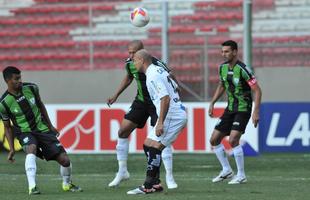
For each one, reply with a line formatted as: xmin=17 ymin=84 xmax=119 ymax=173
xmin=13 ymin=4 xmax=114 ymax=15
xmin=194 ymin=0 xmax=243 ymax=9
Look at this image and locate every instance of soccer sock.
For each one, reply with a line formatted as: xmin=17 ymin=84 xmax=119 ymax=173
xmin=116 ymin=138 xmax=129 ymax=173
xmin=214 ymin=144 xmax=232 ymax=172
xmin=25 ymin=154 xmax=37 ymax=189
xmin=144 ymin=146 xmax=162 ymax=189
xmin=162 ymin=145 xmax=173 ymax=177
xmin=233 ymin=145 xmax=245 ymax=177
xmin=60 ymin=163 xmax=72 ymax=185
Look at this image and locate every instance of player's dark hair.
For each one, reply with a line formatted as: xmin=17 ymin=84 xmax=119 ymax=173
xmin=222 ymin=40 xmax=238 ymax=51
xmin=2 ymin=66 xmax=21 ymax=81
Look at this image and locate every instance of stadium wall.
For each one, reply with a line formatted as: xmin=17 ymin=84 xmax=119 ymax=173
xmin=0 ymin=67 xmax=309 ymax=103
xmin=0 ymin=69 xmax=136 ymax=104
xmin=255 ymin=67 xmax=310 ymax=102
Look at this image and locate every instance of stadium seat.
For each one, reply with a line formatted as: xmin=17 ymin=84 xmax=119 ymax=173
xmin=13 ymin=4 xmax=114 ymax=15
xmin=194 ymin=0 xmax=243 ymax=10
xmin=1 ymin=0 xmax=309 ymax=101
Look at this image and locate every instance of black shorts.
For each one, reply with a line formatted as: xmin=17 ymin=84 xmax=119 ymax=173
xmin=215 ymin=109 xmax=251 ymax=135
xmin=124 ymin=99 xmax=158 ymax=128
xmin=17 ymin=131 xmax=66 ymax=161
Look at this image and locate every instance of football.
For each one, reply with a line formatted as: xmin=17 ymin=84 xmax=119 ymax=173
xmin=130 ymin=7 xmax=150 ymax=27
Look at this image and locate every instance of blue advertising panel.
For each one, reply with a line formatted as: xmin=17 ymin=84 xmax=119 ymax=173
xmin=260 ymin=103 xmax=310 ymax=152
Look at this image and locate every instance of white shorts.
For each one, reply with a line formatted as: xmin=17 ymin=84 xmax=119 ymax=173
xmin=147 ymin=117 xmax=187 ymax=147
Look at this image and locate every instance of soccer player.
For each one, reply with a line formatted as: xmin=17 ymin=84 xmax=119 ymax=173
xmin=127 ymin=49 xmax=187 ymax=194
xmin=0 ymin=66 xmax=82 ymax=195
xmin=107 ymin=40 xmax=178 ymax=189
xmin=209 ymin=40 xmax=262 ymax=184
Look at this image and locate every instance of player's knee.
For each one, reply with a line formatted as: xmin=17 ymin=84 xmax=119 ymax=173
xmin=57 ymin=153 xmax=71 ymax=167
xmin=25 ymin=144 xmax=37 ymax=154
xmin=210 ymin=137 xmax=219 ymax=146
xmin=61 ymin=158 xmax=71 ymax=167
xmin=149 ymin=141 xmax=165 ymax=151
xmin=118 ymin=128 xmax=131 ymax=138
xmin=229 ymin=138 xmax=239 ymax=147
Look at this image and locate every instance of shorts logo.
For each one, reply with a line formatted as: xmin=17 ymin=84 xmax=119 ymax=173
xmin=23 ymin=137 xmax=29 ymax=144
xmin=233 ymin=122 xmax=240 ymax=126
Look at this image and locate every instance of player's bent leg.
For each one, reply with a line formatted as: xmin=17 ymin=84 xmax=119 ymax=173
xmin=109 ymin=119 xmax=137 ymax=187
xmin=56 ymin=153 xmax=83 ymax=192
xmin=162 ymin=145 xmax=177 ymax=189
xmin=24 ymin=144 xmax=39 ymax=195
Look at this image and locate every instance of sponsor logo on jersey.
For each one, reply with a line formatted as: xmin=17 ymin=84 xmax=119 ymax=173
xmin=16 ymin=96 xmax=25 ymax=102
xmin=233 ymin=78 xmax=239 ymax=85
xmin=30 ymin=97 xmax=35 ymax=105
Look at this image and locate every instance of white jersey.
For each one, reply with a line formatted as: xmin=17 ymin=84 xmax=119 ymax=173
xmin=145 ymin=64 xmax=186 ymax=120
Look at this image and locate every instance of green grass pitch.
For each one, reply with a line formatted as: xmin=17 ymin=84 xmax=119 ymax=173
xmin=0 ymin=152 xmax=309 ymax=200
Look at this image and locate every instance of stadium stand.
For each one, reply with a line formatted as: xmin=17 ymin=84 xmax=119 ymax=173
xmin=0 ymin=0 xmax=309 ymax=99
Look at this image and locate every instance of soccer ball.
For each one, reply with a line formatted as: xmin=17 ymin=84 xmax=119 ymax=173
xmin=130 ymin=7 xmax=150 ymax=27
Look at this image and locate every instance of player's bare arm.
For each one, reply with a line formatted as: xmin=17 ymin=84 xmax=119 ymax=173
xmin=208 ymin=82 xmax=225 ymax=117
xmin=3 ymin=120 xmax=15 ymax=163
xmin=37 ymin=93 xmax=60 ymax=136
xmin=107 ymin=74 xmax=133 ymax=106
xmin=156 ymin=95 xmax=170 ymax=137
xmin=250 ymin=83 xmax=262 ymax=128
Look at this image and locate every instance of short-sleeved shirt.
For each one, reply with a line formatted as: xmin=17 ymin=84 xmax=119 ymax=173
xmin=145 ymin=64 xmax=186 ymax=120
xmin=0 ymin=82 xmax=50 ymax=134
xmin=219 ymin=60 xmax=257 ymax=112
xmin=125 ymin=57 xmax=170 ymax=105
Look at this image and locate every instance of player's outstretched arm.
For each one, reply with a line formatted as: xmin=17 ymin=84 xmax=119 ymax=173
xmin=3 ymin=120 xmax=15 ymax=163
xmin=209 ymin=82 xmax=225 ymax=117
xmin=107 ymin=75 xmax=133 ymax=106
xmin=250 ymin=83 xmax=262 ymax=128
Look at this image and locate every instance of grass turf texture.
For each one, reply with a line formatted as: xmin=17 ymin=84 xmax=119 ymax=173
xmin=0 ymin=152 xmax=309 ymax=200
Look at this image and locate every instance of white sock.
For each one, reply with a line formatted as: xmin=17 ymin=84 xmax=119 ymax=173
xmin=162 ymin=145 xmax=173 ymax=177
xmin=25 ymin=154 xmax=36 ymax=189
xmin=233 ymin=145 xmax=245 ymax=177
xmin=214 ymin=144 xmax=232 ymax=172
xmin=116 ymin=138 xmax=129 ymax=173
xmin=60 ymin=163 xmax=72 ymax=185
